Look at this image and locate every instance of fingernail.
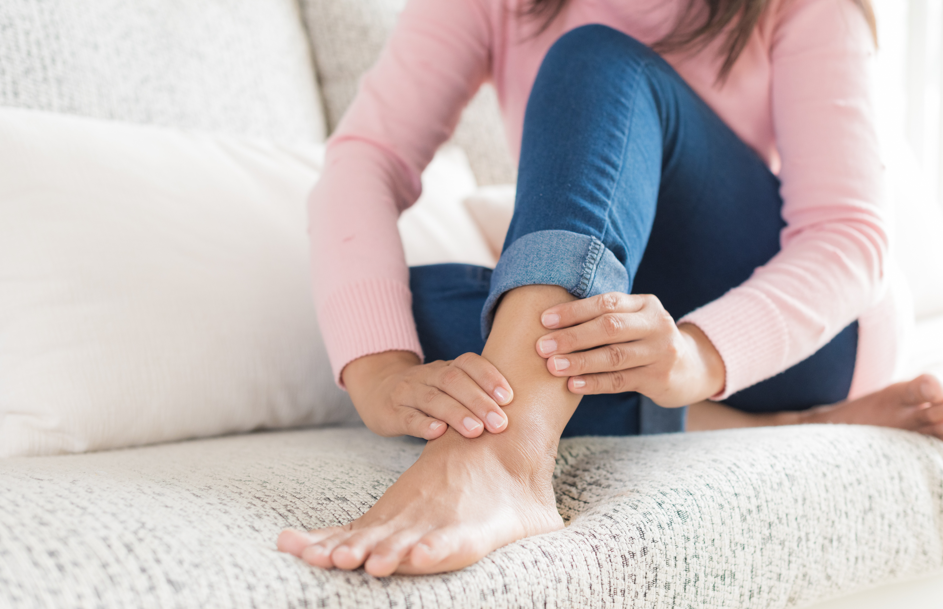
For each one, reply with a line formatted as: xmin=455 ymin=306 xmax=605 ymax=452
xmin=494 ymin=387 xmax=510 ymax=403
xmin=539 ymin=338 xmax=557 ymax=354
xmin=542 ymin=313 xmax=560 ymax=328
xmin=429 ymin=421 xmax=444 ymax=432
xmin=463 ymin=417 xmax=482 ymax=432
xmin=571 ymin=378 xmax=586 ymax=389
xmin=486 ymin=411 xmax=506 ymax=430
xmin=553 ymin=357 xmax=570 ymax=371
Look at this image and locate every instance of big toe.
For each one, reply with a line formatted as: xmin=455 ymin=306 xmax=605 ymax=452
xmin=907 ymin=374 xmax=943 ymax=405
xmin=277 ymin=529 xmax=312 ymax=556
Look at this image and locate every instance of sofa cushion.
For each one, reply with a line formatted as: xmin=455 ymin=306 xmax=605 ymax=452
xmin=300 ymin=0 xmax=517 ymax=186
xmin=0 ymin=107 xmax=488 ymax=457
xmin=0 ymin=425 xmax=941 ymax=608
xmin=0 ymin=0 xmax=326 ymax=143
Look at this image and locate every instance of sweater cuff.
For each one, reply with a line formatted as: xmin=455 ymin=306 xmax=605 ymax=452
xmin=318 ymin=278 xmax=424 ymax=388
xmin=679 ymin=288 xmax=790 ymax=401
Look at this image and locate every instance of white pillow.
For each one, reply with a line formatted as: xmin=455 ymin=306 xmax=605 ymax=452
xmin=883 ymin=129 xmax=943 ymax=320
xmin=463 ymin=185 xmax=516 ymax=261
xmin=399 ymin=146 xmax=496 ymax=268
xmin=0 ymin=108 xmax=485 ymax=457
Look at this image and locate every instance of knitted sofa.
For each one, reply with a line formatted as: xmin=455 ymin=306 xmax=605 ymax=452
xmin=1 ymin=1 xmax=942 ymax=608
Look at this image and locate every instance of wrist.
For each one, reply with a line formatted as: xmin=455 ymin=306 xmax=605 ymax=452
xmin=678 ymin=323 xmax=726 ymax=400
xmin=342 ymin=350 xmax=420 ymax=406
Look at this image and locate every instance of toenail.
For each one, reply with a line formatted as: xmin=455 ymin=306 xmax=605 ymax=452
xmin=336 ymin=546 xmax=356 ymax=557
xmin=553 ymin=357 xmax=570 ymax=371
xmin=307 ymin=545 xmax=327 ymax=556
xmin=463 ymin=417 xmax=482 ymax=432
xmin=486 ymin=411 xmax=506 ymax=429
xmin=539 ymin=338 xmax=557 ymax=354
xmin=921 ymin=379 xmax=934 ymax=400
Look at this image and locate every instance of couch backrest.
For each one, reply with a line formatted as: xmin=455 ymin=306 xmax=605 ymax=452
xmin=0 ymin=0 xmax=327 ymax=144
xmin=299 ymin=0 xmax=517 ymax=186
xmin=0 ymin=0 xmax=517 ymax=186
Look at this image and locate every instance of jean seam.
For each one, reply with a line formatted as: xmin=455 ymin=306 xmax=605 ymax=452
xmin=577 ymin=237 xmax=604 ymax=298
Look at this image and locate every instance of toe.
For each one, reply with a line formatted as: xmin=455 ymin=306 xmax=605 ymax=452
xmin=364 ymin=530 xmax=425 ymax=578
xmin=402 ymin=527 xmax=481 ymax=574
xmin=277 ymin=527 xmax=341 ymax=557
xmin=918 ymin=402 xmax=943 ymax=427
xmin=301 ymin=530 xmax=352 ymax=569
xmin=331 ymin=527 xmax=392 ymax=570
xmin=919 ymin=421 xmax=943 ymax=441
xmin=923 ymin=374 xmax=943 ymax=403
xmin=906 ymin=374 xmax=943 ymax=405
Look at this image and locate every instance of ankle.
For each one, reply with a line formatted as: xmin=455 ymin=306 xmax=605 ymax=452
xmin=428 ymin=425 xmax=558 ymax=488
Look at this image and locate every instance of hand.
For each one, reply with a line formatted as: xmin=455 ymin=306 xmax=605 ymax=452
xmin=534 ymin=293 xmax=726 ymax=408
xmin=341 ymin=350 xmax=514 ymax=441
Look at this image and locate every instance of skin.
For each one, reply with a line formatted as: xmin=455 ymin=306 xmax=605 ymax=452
xmin=278 ymin=286 xmax=943 ymax=577
xmin=534 ymin=291 xmax=943 ymax=440
xmin=278 ymin=286 xmax=723 ymax=576
xmin=687 ymin=375 xmax=943 ymax=437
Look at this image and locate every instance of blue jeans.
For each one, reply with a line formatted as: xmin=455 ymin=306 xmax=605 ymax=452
xmin=410 ymin=25 xmax=858 ymax=437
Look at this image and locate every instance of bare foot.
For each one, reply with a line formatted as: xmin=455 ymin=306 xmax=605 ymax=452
xmin=801 ymin=374 xmax=943 ymax=439
xmin=278 ymin=285 xmax=580 ymax=577
xmin=277 ymin=425 xmax=563 ymax=576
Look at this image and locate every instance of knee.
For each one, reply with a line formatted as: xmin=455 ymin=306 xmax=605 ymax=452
xmin=541 ymin=24 xmax=656 ymax=77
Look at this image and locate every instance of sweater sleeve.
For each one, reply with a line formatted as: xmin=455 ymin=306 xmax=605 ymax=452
xmin=309 ymin=0 xmax=493 ymax=386
xmin=679 ymin=0 xmax=889 ymax=399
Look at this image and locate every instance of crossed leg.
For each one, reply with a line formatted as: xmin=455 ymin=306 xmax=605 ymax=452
xmin=688 ymin=374 xmax=943 ymax=439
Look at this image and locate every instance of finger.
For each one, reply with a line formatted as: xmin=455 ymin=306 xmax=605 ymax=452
xmin=541 ymin=292 xmax=647 ymax=329
xmin=547 ymin=342 xmax=655 ymax=377
xmin=412 ymin=384 xmax=486 ymax=438
xmin=452 ymin=352 xmax=514 ymax=406
xmin=537 ymin=312 xmax=648 ymax=357
xmin=441 ymin=355 xmax=510 ymax=433
xmin=568 ymin=368 xmax=645 ymax=395
xmin=394 ymin=407 xmax=447 ymax=440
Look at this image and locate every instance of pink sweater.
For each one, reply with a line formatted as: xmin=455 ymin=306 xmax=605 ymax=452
xmin=310 ymin=0 xmax=904 ymax=400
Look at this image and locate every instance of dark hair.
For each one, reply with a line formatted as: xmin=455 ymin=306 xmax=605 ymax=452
xmin=522 ymin=0 xmax=878 ymax=80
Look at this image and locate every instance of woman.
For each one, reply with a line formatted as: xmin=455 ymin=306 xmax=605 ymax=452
xmin=278 ymin=0 xmax=943 ymax=577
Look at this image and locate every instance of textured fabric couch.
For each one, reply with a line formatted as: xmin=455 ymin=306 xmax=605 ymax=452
xmin=2 ymin=1 xmax=943 ymax=608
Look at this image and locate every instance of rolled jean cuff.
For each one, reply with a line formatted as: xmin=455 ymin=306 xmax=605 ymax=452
xmin=481 ymin=230 xmax=629 ymax=339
